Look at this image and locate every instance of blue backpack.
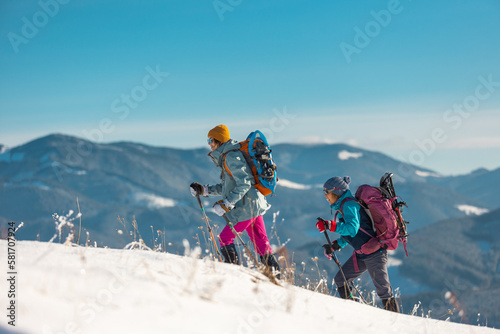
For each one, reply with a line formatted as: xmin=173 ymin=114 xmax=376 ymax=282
xmin=223 ymin=130 xmax=278 ymax=196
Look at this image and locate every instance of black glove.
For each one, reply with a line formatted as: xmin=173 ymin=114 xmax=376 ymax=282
xmin=190 ymin=182 xmax=207 ymax=197
xmin=322 ymin=240 xmax=341 ymax=255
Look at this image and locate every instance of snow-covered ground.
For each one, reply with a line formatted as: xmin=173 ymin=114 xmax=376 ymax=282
xmin=0 ymin=241 xmax=498 ymax=334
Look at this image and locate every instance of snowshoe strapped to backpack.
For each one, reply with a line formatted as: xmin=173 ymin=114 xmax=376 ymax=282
xmin=223 ymin=130 xmax=278 ymax=196
xmin=340 ymin=173 xmax=409 ymax=256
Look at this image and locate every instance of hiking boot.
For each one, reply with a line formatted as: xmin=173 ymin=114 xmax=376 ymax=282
xmin=337 ymin=285 xmax=354 ymax=300
xmin=220 ymin=244 xmax=240 ymax=265
xmin=260 ymin=254 xmax=281 ymax=279
xmin=382 ymin=297 xmax=400 ymax=313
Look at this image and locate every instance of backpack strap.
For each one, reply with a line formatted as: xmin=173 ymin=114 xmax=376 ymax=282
xmin=340 ymin=197 xmax=357 ymax=211
xmin=401 ymin=236 xmax=408 ymax=257
xmin=340 ymin=197 xmax=377 ymax=233
xmin=335 ymin=197 xmax=357 ymax=222
xmin=222 ymin=149 xmax=239 ymax=178
xmin=352 ymin=251 xmax=360 ymax=272
xmin=222 ymin=145 xmax=257 ymax=185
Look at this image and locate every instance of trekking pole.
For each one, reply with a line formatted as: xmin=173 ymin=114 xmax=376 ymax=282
xmin=195 ymin=194 xmax=223 ymax=262
xmin=222 ymin=214 xmax=260 ymax=267
xmin=318 ymin=217 xmax=368 ymax=304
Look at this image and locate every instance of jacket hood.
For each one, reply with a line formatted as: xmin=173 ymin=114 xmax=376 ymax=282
xmin=208 ymin=139 xmax=240 ymax=168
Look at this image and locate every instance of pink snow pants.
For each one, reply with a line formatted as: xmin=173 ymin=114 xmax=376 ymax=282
xmin=219 ymin=215 xmax=273 ymax=256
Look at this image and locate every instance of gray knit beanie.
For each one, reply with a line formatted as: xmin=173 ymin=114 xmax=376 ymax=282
xmin=323 ymin=176 xmax=351 ymax=196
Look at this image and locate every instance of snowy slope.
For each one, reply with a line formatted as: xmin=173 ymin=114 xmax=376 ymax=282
xmin=0 ymin=241 xmax=498 ymax=334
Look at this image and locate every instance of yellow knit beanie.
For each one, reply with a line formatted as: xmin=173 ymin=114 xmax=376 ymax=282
xmin=208 ymin=124 xmax=230 ymax=143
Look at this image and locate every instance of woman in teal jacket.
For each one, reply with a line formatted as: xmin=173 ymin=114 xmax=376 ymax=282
xmin=316 ymin=176 xmax=399 ymax=312
xmin=190 ymin=125 xmax=279 ymax=276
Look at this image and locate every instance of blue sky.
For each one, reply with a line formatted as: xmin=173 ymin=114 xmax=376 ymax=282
xmin=1 ymin=0 xmax=499 ymax=175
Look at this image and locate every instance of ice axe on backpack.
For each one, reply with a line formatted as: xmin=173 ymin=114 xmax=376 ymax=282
xmin=379 ymin=172 xmax=410 ymax=253
xmin=318 ymin=217 xmax=367 ymax=304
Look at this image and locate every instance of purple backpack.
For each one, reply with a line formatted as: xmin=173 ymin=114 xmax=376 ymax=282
xmin=341 ymin=183 xmax=408 ymax=256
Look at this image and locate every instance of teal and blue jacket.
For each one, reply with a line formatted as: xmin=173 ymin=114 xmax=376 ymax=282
xmin=331 ymin=190 xmax=375 ymax=251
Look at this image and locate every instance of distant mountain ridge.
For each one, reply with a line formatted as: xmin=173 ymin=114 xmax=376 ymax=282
xmin=424 ymin=167 xmax=500 ymax=208
xmin=1 ymin=133 xmax=498 ymax=245
xmin=2 ymin=133 xmax=500 ymax=325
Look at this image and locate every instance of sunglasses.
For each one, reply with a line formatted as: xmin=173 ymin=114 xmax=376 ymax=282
xmin=324 ymin=187 xmax=342 ymax=195
xmin=207 ymin=138 xmax=214 ymax=145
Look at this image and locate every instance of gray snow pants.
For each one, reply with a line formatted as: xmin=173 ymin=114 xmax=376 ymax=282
xmin=334 ymin=249 xmax=393 ymax=299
